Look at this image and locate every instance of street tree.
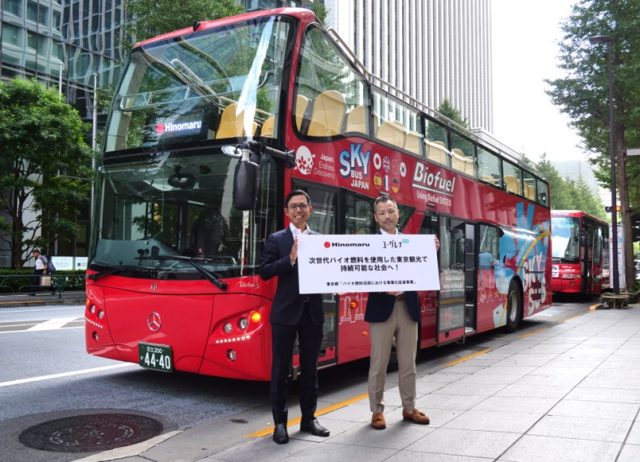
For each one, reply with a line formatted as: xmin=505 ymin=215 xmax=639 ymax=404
xmin=0 ymin=79 xmax=92 ymax=268
xmin=126 ymin=0 xmax=243 ymax=45
xmin=546 ymin=0 xmax=640 ymax=288
xmin=536 ymin=154 xmax=605 ymax=219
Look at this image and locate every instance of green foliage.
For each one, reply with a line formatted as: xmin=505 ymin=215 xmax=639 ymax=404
xmin=438 ymin=98 xmax=468 ymax=128
xmin=546 ymin=0 xmax=640 ymax=208
xmin=310 ymin=2 xmax=329 ymax=25
xmin=0 ymin=270 xmax=86 ymax=293
xmin=0 ymin=79 xmax=92 ymax=268
xmin=536 ymin=154 xmax=606 ymax=219
xmin=126 ymin=0 xmax=244 ymax=45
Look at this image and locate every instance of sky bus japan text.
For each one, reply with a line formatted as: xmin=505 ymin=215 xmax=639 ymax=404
xmin=85 ymin=8 xmax=552 ymax=381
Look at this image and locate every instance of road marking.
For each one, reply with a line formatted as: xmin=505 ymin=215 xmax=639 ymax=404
xmin=248 ymin=392 xmax=369 ymax=438
xmin=27 ymin=317 xmax=78 ymax=331
xmin=444 ymin=348 xmax=491 ymax=368
xmin=0 ymin=364 xmax=136 ymax=388
xmin=518 ymin=328 xmax=547 ymax=339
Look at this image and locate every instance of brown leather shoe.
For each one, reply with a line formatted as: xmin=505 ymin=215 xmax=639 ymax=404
xmin=371 ymin=411 xmax=386 ymax=430
xmin=402 ymin=408 xmax=430 ymax=425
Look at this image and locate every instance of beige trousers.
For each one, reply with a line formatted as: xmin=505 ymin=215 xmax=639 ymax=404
xmin=367 ymin=298 xmax=418 ymax=413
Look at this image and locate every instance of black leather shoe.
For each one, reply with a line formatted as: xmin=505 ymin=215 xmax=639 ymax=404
xmin=300 ymin=418 xmax=330 ymax=437
xmin=272 ymin=423 xmax=289 ymax=444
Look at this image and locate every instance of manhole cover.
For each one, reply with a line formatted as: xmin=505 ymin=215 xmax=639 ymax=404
xmin=18 ymin=413 xmax=163 ymax=453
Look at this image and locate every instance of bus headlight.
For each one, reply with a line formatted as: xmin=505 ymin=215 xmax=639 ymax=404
xmin=223 ymin=322 xmax=233 ymax=334
xmin=238 ymin=317 xmax=248 ymax=330
xmin=227 ymin=349 xmax=237 ymax=361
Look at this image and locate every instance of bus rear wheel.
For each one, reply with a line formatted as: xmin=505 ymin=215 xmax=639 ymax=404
xmin=505 ymin=281 xmax=523 ymax=332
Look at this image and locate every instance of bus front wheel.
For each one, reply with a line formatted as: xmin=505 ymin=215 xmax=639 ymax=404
xmin=505 ymin=281 xmax=523 ymax=332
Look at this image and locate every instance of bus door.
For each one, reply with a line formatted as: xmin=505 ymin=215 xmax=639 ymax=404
xmin=464 ymin=223 xmax=477 ymax=333
xmin=295 ymin=182 xmax=338 ymax=369
xmin=437 ymin=217 xmax=467 ymax=344
xmin=418 ymin=211 xmax=439 ymax=348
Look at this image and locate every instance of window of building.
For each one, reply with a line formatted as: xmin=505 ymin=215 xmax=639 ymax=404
xmin=2 ymin=23 xmax=22 ymax=47
xmin=3 ymin=0 xmax=22 ymax=16
xmin=38 ymin=4 xmax=49 ymax=25
xmin=27 ymin=0 xmax=38 ymax=22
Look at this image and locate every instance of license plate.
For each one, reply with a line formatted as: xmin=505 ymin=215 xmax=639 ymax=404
xmin=138 ymin=342 xmax=173 ymax=372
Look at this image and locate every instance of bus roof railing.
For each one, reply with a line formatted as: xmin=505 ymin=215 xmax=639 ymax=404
xmin=327 ymin=28 xmax=528 ymax=171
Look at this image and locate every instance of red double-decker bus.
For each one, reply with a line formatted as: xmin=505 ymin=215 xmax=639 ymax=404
xmin=551 ymin=210 xmax=609 ymax=296
xmin=85 ymin=8 xmax=552 ymax=380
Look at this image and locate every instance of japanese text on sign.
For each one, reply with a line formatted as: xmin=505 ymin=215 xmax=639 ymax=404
xmin=297 ymin=234 xmax=440 ymax=294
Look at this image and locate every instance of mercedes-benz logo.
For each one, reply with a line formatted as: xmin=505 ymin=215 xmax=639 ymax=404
xmin=147 ymin=312 xmax=162 ymax=332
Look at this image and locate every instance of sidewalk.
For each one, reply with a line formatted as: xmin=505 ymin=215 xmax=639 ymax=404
xmin=77 ymin=302 xmax=640 ymax=462
xmin=0 ymin=290 xmax=85 ymax=308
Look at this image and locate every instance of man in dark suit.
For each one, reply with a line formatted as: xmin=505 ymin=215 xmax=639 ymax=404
xmin=259 ymin=189 xmax=330 ymax=444
xmin=366 ymin=195 xmax=438 ymax=430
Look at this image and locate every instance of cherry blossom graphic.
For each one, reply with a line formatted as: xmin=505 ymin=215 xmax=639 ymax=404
xmin=295 ymin=146 xmax=314 ymax=175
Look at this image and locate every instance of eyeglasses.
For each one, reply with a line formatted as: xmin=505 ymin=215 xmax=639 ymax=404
xmin=288 ymin=203 xmax=309 ymax=210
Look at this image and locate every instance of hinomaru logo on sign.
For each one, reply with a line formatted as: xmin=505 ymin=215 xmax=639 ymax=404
xmin=155 ymin=119 xmax=202 ymax=136
xmin=322 ymin=241 xmax=371 ymax=248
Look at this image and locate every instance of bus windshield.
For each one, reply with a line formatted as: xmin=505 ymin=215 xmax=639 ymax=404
xmin=92 ymin=152 xmax=278 ymax=279
xmin=551 ymin=216 xmax=580 ymax=262
xmin=105 ymin=15 xmax=291 ymax=152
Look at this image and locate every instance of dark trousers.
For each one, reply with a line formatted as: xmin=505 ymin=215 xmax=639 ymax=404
xmin=32 ymin=269 xmax=44 ymax=289
xmin=270 ymin=306 xmax=323 ymax=424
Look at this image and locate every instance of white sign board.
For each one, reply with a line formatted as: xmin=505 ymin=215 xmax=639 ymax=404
xmin=627 ymin=148 xmax=640 ymax=157
xmin=51 ymin=256 xmax=88 ymax=271
xmin=297 ymin=234 xmax=440 ymax=294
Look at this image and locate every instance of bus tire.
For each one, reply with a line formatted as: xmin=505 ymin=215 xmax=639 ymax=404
xmin=505 ymin=281 xmax=523 ymax=332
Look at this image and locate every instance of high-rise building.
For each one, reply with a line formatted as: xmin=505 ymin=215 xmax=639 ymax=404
xmin=0 ymin=0 xmax=494 ymax=266
xmin=324 ymin=0 xmax=493 ymax=131
xmin=1 ymin=0 xmax=126 ymax=116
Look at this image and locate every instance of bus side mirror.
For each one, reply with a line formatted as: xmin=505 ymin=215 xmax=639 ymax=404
xmin=232 ymin=152 xmax=259 ymax=211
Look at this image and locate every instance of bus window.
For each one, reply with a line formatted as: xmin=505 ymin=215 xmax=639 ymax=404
xmin=105 ymin=16 xmax=291 ymax=150
xmin=522 ymin=170 xmax=536 ymax=201
xmin=372 ymin=90 xmax=422 ymax=155
xmin=301 ymin=185 xmax=337 ymax=234
xmin=343 ymin=193 xmax=373 ymax=235
xmin=477 ymin=147 xmax=501 ymax=187
xmin=450 ymin=132 xmax=475 ymax=177
xmin=296 ymin=26 xmax=369 ymax=137
xmin=478 ymin=224 xmax=500 ymax=269
xmin=503 ymin=161 xmax=522 ymax=196
xmin=425 ymin=118 xmax=449 ymax=166
xmin=536 ymin=179 xmax=548 ymax=206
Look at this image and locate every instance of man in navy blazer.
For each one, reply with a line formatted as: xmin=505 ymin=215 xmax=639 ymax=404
xmin=259 ymin=189 xmax=329 ymax=444
xmin=366 ymin=195 xmax=438 ymax=430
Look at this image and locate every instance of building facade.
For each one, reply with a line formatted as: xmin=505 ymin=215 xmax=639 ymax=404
xmin=325 ymin=0 xmax=493 ymax=131
xmin=0 ymin=0 xmax=493 ymax=266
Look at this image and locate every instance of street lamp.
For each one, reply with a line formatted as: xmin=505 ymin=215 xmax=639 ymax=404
xmin=589 ymin=34 xmax=619 ymax=293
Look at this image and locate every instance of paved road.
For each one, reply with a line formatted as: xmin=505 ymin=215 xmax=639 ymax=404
xmin=0 ymin=299 xmax=594 ymax=462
